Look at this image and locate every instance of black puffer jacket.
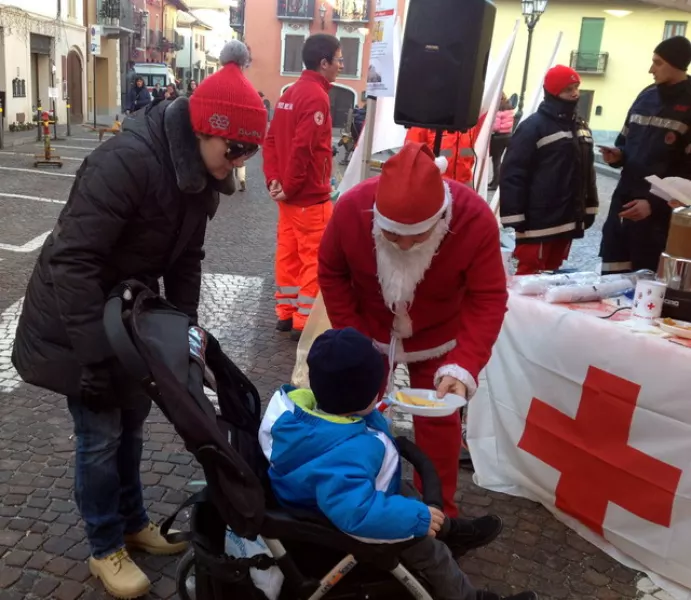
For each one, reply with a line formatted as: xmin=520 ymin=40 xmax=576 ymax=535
xmin=499 ymin=94 xmax=598 ymax=244
xmin=12 ymin=97 xmax=233 ymax=399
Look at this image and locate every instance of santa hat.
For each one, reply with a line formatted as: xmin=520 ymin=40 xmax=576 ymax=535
xmin=189 ymin=40 xmax=267 ymax=145
xmin=543 ymin=65 xmax=581 ymax=97
xmin=374 ymin=143 xmax=449 ymax=236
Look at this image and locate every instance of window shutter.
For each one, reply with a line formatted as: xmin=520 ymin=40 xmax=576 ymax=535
xmin=283 ymin=35 xmax=305 ymax=73
xmin=340 ymin=37 xmax=359 ymax=76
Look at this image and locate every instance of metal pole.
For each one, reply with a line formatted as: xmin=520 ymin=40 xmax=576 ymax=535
xmin=359 ymin=96 xmax=377 ymax=183
xmin=432 ymin=130 xmax=443 ymax=157
xmin=0 ymin=97 xmax=4 ymax=150
xmin=513 ymin=22 xmax=535 ymax=130
xmin=93 ymin=53 xmax=97 ymax=128
xmin=37 ymin=101 xmax=42 ymax=142
xmin=66 ymin=96 xmax=71 ymax=136
xmin=51 ymin=69 xmax=58 ymax=141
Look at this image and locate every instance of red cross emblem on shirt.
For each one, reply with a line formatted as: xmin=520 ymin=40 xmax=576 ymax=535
xmin=518 ymin=367 xmax=682 ymax=536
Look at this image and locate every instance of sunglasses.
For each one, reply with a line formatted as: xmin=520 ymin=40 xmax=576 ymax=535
xmin=225 ymin=140 xmax=259 ymax=161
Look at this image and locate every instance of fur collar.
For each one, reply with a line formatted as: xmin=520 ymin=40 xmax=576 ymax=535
xmin=163 ymin=97 xmax=235 ymax=200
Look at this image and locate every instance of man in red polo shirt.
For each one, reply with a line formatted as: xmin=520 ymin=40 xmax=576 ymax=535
xmin=263 ymin=34 xmax=343 ymax=340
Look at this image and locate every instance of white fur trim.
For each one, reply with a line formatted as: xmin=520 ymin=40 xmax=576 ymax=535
xmin=434 ymin=156 xmax=448 ymax=174
xmin=373 ymin=182 xmax=452 ymax=236
xmin=373 ymin=339 xmax=457 ymax=364
xmin=433 ymin=364 xmax=478 ymax=400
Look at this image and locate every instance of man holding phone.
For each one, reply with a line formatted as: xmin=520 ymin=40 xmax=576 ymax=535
xmin=600 ymin=36 xmax=691 ymax=273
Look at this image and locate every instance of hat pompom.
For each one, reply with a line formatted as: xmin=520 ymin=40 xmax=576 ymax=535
xmin=220 ymin=40 xmax=251 ymax=69
xmin=434 ymin=156 xmax=448 ymax=174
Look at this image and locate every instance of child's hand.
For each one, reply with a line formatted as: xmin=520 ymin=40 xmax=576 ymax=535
xmin=427 ymin=506 xmax=445 ymax=537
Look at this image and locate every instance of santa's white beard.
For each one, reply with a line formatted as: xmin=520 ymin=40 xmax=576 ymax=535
xmin=373 ymin=213 xmax=450 ymax=339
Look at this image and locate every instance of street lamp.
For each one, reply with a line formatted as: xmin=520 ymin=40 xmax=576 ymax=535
xmin=514 ymin=0 xmax=548 ymax=128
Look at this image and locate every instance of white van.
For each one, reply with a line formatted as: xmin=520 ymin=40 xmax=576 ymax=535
xmin=131 ymin=63 xmax=176 ymax=91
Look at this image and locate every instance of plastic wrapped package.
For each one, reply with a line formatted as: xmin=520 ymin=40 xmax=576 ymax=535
xmin=511 ymin=272 xmax=602 ymax=295
xmin=543 ymin=279 xmax=634 ymax=303
xmin=510 ymin=270 xmax=655 ymax=296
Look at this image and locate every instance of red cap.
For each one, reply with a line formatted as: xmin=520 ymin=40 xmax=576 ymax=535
xmin=374 ymin=143 xmax=449 ymax=235
xmin=189 ymin=44 xmax=267 ymax=145
xmin=544 ymin=65 xmax=581 ymax=96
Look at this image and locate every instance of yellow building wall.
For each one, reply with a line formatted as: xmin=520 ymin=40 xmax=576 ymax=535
xmin=491 ymin=0 xmax=691 ymax=140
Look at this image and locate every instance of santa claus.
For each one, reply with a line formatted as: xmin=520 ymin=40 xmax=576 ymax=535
xmin=318 ymin=142 xmax=508 ymax=517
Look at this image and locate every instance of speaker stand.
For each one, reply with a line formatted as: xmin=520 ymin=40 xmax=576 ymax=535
xmin=432 ymin=129 xmax=443 ymax=157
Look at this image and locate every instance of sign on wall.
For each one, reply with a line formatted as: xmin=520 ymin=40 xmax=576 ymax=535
xmin=90 ymin=26 xmax=102 ymax=56
xmin=366 ymin=0 xmax=397 ymax=98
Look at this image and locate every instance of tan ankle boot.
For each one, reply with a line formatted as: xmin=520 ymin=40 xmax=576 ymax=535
xmin=89 ymin=548 xmax=150 ymax=599
xmin=125 ymin=522 xmax=188 ymax=556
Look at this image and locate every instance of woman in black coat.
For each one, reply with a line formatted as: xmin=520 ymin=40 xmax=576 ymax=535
xmin=12 ymin=41 xmax=266 ymax=600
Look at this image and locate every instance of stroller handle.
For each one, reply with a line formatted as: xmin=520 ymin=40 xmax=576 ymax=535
xmin=103 ymin=284 xmax=155 ymax=388
xmin=395 ymin=436 xmax=444 ymax=509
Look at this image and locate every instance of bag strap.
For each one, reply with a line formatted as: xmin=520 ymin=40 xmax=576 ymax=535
xmin=161 ymin=489 xmax=277 ymax=573
xmin=160 ymin=488 xmax=207 ymax=544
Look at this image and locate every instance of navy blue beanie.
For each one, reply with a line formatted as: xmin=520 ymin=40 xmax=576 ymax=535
xmin=307 ymin=328 xmax=385 ymax=415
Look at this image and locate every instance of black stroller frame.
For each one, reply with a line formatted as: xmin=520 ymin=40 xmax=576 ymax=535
xmin=103 ymin=281 xmax=446 ymax=600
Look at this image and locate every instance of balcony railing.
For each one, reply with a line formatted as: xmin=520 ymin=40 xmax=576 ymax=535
xmin=332 ymin=0 xmax=370 ymax=23
xmin=229 ymin=0 xmax=245 ymax=31
xmin=570 ymin=51 xmax=609 ymax=75
xmin=160 ymin=29 xmax=184 ymax=51
xmin=277 ymin=0 xmax=315 ymax=20
xmin=96 ymin=0 xmax=135 ymax=32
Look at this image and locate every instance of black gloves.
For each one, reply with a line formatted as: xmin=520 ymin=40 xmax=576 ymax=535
xmin=80 ymin=359 xmax=118 ymax=412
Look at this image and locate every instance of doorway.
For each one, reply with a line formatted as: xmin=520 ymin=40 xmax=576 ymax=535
xmin=577 ymin=90 xmax=594 ymax=123
xmin=329 ymin=85 xmax=356 ymax=129
xmin=67 ymin=49 xmax=84 ymax=123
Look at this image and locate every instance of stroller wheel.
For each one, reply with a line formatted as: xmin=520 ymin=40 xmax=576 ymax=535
xmin=176 ymin=548 xmax=196 ymax=600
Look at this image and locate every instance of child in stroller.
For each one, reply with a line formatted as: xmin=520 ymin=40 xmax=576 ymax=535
xmin=259 ymin=327 xmax=537 ymax=600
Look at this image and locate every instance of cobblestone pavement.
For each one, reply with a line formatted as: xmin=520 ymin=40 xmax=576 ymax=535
xmin=0 ymin=131 xmax=657 ymax=600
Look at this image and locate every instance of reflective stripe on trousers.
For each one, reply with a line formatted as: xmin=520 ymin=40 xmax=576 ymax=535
xmin=275 ymin=201 xmax=333 ymax=328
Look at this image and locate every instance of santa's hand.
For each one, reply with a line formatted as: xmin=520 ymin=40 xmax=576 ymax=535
xmin=436 ymin=376 xmax=467 ymax=399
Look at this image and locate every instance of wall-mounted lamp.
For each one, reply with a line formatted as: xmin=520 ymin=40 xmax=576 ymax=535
xmin=319 ymin=3 xmax=327 ymax=30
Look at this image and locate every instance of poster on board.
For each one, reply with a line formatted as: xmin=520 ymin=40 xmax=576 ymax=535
xmin=366 ymin=0 xmax=397 ymax=98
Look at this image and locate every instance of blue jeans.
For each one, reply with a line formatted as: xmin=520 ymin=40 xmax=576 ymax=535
xmin=67 ymin=396 xmax=152 ymax=559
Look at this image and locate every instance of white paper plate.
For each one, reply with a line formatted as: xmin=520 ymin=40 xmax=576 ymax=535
xmin=389 ymin=388 xmax=467 ymax=417
xmin=655 ymin=317 xmax=691 ymax=340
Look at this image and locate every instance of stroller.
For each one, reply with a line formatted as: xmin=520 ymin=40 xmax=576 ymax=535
xmin=103 ymin=281 xmax=447 ymax=600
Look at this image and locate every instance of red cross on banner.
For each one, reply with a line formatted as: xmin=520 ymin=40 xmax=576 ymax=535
xmin=518 ymin=367 xmax=682 ymax=536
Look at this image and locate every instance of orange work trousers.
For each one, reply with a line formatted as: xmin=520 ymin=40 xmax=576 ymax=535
xmin=275 ymin=201 xmax=333 ymax=331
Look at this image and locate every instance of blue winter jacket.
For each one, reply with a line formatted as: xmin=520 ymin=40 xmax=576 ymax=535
xmin=127 ymin=85 xmax=152 ymax=113
xmin=258 ymin=386 xmax=431 ymax=542
xmin=609 ymin=79 xmax=691 ymax=214
xmin=499 ymin=94 xmax=598 ymax=244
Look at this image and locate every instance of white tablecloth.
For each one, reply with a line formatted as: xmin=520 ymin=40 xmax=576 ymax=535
xmin=467 ymin=292 xmax=691 ymax=598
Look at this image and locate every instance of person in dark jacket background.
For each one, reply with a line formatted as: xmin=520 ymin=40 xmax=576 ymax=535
xmin=500 ymin=65 xmax=598 ymax=275
xmin=11 ymin=42 xmax=266 ymax=599
xmin=600 ymin=36 xmax=691 ymax=274
xmin=126 ymin=77 xmax=152 ymax=114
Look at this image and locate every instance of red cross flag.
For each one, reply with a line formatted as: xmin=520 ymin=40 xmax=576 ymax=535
xmin=467 ymin=293 xmax=691 ymax=598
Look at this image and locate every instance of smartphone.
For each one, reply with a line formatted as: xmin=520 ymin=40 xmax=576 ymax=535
xmin=597 ymin=145 xmax=617 ymax=152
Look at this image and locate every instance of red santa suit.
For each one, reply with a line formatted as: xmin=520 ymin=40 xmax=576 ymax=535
xmin=318 ymin=143 xmax=508 ymax=516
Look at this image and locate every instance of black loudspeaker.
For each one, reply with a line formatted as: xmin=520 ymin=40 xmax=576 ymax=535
xmin=394 ymin=0 xmax=496 ymax=132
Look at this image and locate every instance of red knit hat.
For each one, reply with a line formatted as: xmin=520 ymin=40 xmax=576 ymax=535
xmin=190 ymin=40 xmax=267 ymax=145
xmin=374 ymin=143 xmax=449 ymax=235
xmin=544 ymin=65 xmax=581 ymax=96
